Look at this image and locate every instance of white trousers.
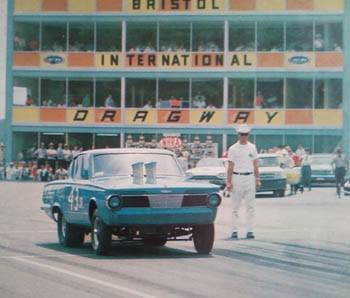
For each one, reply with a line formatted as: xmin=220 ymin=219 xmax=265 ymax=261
xmin=231 ymin=174 xmax=256 ymax=233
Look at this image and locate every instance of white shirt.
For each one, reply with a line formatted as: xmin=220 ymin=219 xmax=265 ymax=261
xmin=228 ymin=142 xmax=258 ymax=172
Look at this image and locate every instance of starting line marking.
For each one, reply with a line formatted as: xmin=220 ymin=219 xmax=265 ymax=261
xmin=14 ymin=256 xmax=158 ymax=298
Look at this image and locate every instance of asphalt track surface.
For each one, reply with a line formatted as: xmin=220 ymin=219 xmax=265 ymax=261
xmin=0 ymin=181 xmax=349 ymax=298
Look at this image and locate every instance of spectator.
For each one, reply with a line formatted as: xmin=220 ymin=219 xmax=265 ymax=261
xmin=143 ymin=100 xmax=153 ymax=108
xmin=35 ymin=143 xmax=47 ymax=168
xmin=6 ymin=162 xmax=17 ymax=180
xmin=255 ymin=91 xmax=264 ymax=108
xmin=72 ymin=145 xmax=80 ymax=158
xmin=47 ymin=143 xmax=57 ymax=172
xmin=170 ymin=96 xmax=181 ymax=108
xmin=192 ymin=92 xmax=206 ymax=108
xmin=55 ymin=166 xmax=68 ymax=180
xmin=26 ymin=95 xmax=34 ymax=106
xmin=63 ymin=144 xmax=73 ymax=169
xmin=104 ymin=94 xmax=116 ymax=107
xmin=314 ymin=33 xmax=324 ymax=51
xmin=57 ymin=143 xmax=65 ymax=168
xmin=38 ymin=165 xmax=49 ymax=182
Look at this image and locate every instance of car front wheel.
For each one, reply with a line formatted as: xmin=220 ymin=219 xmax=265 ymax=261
xmin=91 ymin=210 xmax=111 ymax=256
xmin=57 ymin=212 xmax=85 ymax=247
xmin=193 ymin=224 xmax=214 ymax=254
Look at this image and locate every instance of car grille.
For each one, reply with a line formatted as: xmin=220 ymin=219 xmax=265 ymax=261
xmin=191 ymin=175 xmax=219 ymax=180
xmin=182 ymin=194 xmax=208 ymax=207
xmin=119 ymin=194 xmax=209 ymax=208
xmin=260 ymin=173 xmax=276 ymax=179
xmin=121 ymin=196 xmax=150 ymax=207
xmin=312 ymin=170 xmax=333 ymax=176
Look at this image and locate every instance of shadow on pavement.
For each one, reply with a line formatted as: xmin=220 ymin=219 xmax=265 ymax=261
xmin=36 ymin=242 xmax=211 ymax=260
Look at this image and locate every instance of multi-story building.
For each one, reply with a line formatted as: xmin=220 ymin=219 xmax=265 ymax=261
xmin=4 ymin=0 xmax=349 ymax=161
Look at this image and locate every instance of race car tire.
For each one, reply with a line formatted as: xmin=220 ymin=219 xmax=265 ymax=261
xmin=91 ymin=210 xmax=111 ymax=256
xmin=193 ymin=224 xmax=214 ymax=254
xmin=57 ymin=212 xmax=85 ymax=247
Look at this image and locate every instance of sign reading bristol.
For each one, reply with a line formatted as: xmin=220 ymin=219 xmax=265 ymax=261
xmin=288 ymin=55 xmax=310 ymax=65
xmin=44 ymin=55 xmax=64 ymax=65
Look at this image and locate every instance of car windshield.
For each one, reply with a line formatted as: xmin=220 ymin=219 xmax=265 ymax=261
xmin=258 ymin=156 xmax=280 ymax=167
xmin=197 ymin=158 xmax=224 ymax=168
xmin=93 ymin=153 xmax=183 ymax=177
xmin=311 ymin=155 xmax=333 ymax=165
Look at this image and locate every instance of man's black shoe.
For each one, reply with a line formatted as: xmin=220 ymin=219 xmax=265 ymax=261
xmin=246 ymin=232 xmax=255 ymax=239
xmin=231 ymin=232 xmax=238 ymax=239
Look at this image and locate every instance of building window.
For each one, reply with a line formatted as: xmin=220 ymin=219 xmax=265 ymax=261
xmin=95 ymin=78 xmax=121 ymax=107
xmin=68 ymin=133 xmax=93 ymax=151
xmin=255 ymin=135 xmax=283 ymax=152
xmin=158 ymin=78 xmax=190 ymax=108
xmin=256 ymin=78 xmax=284 ymax=108
xmin=41 ymin=78 xmax=67 ymax=107
xmin=125 ymin=78 xmax=156 ymax=108
xmin=229 ymin=22 xmax=255 ymax=51
xmin=286 ymin=22 xmax=313 ymax=51
xmin=69 ymin=22 xmax=94 ymax=52
xmin=286 ymin=79 xmax=313 ymax=109
xmin=159 ymin=22 xmax=190 ymax=52
xmin=68 ymin=79 xmax=94 ymax=107
xmin=191 ymin=79 xmax=223 ymax=109
xmin=13 ymin=132 xmax=38 ymax=162
xmin=315 ymin=23 xmax=343 ymax=51
xmin=95 ymin=134 xmax=120 ymax=149
xmin=315 ymin=79 xmax=342 ymax=109
xmin=96 ymin=22 xmax=122 ymax=52
xmin=192 ymin=22 xmax=224 ymax=52
xmin=257 ymin=22 xmax=284 ymax=51
xmin=14 ymin=22 xmax=39 ymax=51
xmin=126 ymin=22 xmax=157 ymax=52
xmin=42 ymin=23 xmax=67 ymax=51
xmin=285 ymin=135 xmax=313 ymax=153
xmin=314 ymin=136 xmax=342 ymax=153
xmin=13 ymin=77 xmax=39 ymax=106
xmin=228 ymin=79 xmax=254 ymax=108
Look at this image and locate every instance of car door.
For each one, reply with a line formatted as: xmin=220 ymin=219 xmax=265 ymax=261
xmin=65 ymin=154 xmax=84 ymax=223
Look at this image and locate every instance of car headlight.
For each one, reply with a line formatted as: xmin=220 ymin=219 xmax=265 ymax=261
xmin=207 ymin=193 xmax=221 ymax=207
xmin=106 ymin=195 xmax=122 ymax=210
xmin=217 ymin=172 xmax=226 ymax=178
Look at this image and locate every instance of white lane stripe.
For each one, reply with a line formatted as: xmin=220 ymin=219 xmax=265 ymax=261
xmin=14 ymin=257 xmax=158 ymax=298
xmin=0 ymin=230 xmax=55 ymax=234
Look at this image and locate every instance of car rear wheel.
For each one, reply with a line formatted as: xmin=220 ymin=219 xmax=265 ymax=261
xmin=143 ymin=236 xmax=167 ymax=247
xmin=57 ymin=212 xmax=85 ymax=247
xmin=193 ymin=224 xmax=214 ymax=254
xmin=91 ymin=210 xmax=111 ymax=256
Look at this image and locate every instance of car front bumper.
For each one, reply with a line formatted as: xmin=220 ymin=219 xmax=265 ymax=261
xmin=258 ymin=178 xmax=287 ymax=192
xmin=102 ymin=207 xmax=218 ymax=226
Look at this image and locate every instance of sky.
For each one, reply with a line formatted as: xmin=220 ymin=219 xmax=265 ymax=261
xmin=0 ymin=0 xmax=6 ymax=119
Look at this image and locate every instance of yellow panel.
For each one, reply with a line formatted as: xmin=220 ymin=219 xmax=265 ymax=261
xmin=254 ymin=110 xmax=285 ymax=125
xmin=125 ymin=109 xmax=157 ymax=124
xmin=192 ymin=0 xmax=224 ymax=11
xmin=190 ymin=110 xmax=225 ymax=124
xmin=314 ymin=0 xmax=343 ymax=11
xmin=256 ymin=0 xmax=285 ymax=10
xmin=227 ymin=52 xmax=256 ymax=69
xmin=127 ymin=0 xmax=159 ymax=12
xmin=284 ymin=52 xmax=315 ymax=68
xmin=158 ymin=53 xmax=191 ymax=68
xmin=13 ymin=107 xmax=40 ymax=123
xmin=95 ymin=52 xmax=123 ymax=68
xmin=68 ymin=0 xmax=96 ymax=12
xmin=66 ymin=108 xmax=95 ymax=123
xmin=313 ymin=110 xmax=342 ymax=126
xmin=15 ymin=0 xmax=41 ymax=12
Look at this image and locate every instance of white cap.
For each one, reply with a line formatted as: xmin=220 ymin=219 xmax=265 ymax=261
xmin=236 ymin=124 xmax=251 ymax=134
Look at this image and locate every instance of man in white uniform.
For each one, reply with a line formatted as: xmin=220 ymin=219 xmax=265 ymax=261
xmin=226 ymin=124 xmax=260 ymax=239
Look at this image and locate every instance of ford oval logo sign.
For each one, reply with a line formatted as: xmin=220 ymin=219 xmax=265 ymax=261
xmin=44 ymin=55 xmax=64 ymax=65
xmin=288 ymin=56 xmax=309 ymax=65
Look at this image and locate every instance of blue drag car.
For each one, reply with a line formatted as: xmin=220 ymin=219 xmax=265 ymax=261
xmin=41 ymin=149 xmax=221 ymax=255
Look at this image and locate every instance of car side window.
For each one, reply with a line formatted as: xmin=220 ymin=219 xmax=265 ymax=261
xmin=81 ymin=154 xmax=89 ymax=180
xmin=73 ymin=155 xmax=83 ymax=179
